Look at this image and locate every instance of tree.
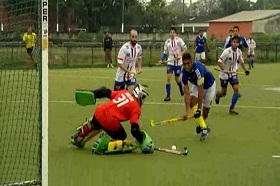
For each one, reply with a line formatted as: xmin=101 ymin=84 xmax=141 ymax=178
xmin=191 ymin=0 xmax=220 ymax=16
xmin=142 ymin=0 xmax=178 ymax=32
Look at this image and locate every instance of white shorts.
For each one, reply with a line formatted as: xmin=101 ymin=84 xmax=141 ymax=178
xmin=195 ymin=52 xmax=206 ymax=60
xmin=190 ymin=81 xmax=216 ymax=108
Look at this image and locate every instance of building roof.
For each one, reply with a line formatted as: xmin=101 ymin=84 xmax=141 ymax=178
xmin=179 ymin=15 xmax=220 ymax=23
xmin=209 ymin=10 xmax=280 ymax=22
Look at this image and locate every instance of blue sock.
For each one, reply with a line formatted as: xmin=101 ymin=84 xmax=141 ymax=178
xmin=230 ymin=93 xmax=240 ymax=109
xmin=251 ymin=60 xmax=254 ymax=67
xmin=248 ymin=60 xmax=252 ymax=68
xmin=166 ymin=84 xmax=171 ymax=97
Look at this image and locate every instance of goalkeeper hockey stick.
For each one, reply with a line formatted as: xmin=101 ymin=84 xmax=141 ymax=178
xmin=150 ymin=116 xmax=193 ymax=127
xmin=213 ymin=68 xmax=246 ymax=75
xmin=154 ymin=147 xmax=189 ymax=155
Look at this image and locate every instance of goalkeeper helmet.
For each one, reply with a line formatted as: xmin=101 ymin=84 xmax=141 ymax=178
xmin=132 ymin=84 xmax=148 ymax=107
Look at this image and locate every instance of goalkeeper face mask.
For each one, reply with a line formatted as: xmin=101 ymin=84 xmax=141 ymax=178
xmin=132 ymin=84 xmax=148 ymax=107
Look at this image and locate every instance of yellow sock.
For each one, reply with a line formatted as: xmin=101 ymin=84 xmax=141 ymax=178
xmin=191 ymin=105 xmax=207 ymax=129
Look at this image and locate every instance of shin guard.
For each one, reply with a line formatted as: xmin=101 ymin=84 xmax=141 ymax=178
xmin=191 ymin=105 xmax=207 ymax=129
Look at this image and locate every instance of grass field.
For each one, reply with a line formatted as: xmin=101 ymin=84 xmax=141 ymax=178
xmin=47 ymin=63 xmax=280 ymax=186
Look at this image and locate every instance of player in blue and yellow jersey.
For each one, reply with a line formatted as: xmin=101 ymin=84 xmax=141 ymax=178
xmin=180 ymin=52 xmax=216 ymax=141
xmin=225 ymin=26 xmax=248 ymax=61
xmin=215 ymin=36 xmax=250 ymax=115
xmin=193 ymin=30 xmax=210 ymax=64
xmin=158 ymin=27 xmax=188 ymax=101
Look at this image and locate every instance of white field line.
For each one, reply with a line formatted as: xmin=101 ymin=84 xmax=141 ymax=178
xmin=48 ymin=100 xmax=280 ymax=110
xmin=49 ymin=73 xmax=280 ymax=87
xmin=272 ymin=155 xmax=280 ymax=158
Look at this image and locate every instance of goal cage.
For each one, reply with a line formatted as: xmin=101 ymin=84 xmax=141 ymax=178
xmin=0 ymin=0 xmax=48 ymax=185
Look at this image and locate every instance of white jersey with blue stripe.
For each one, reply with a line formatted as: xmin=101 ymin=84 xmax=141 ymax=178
xmin=218 ymin=47 xmax=244 ymax=80
xmin=115 ymin=42 xmax=142 ymax=82
xmin=181 ymin=62 xmax=215 ymax=89
xmin=163 ymin=37 xmax=187 ymax=66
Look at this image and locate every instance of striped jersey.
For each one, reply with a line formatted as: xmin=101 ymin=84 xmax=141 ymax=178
xmin=247 ymin=39 xmax=256 ymax=55
xmin=163 ymin=37 xmax=187 ymax=66
xmin=115 ymin=42 xmax=143 ymax=82
xmin=218 ymin=47 xmax=244 ymax=79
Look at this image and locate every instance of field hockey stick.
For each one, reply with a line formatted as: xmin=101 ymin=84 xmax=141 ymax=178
xmin=150 ymin=116 xmax=193 ymax=127
xmin=216 ymin=46 xmax=224 ymax=51
xmin=154 ymin=147 xmax=189 ymax=155
xmin=213 ymin=68 xmax=247 ymax=75
xmin=155 ymin=58 xmax=179 ymax=66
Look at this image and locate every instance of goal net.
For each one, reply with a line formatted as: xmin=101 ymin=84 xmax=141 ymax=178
xmin=0 ymin=0 xmax=47 ymax=185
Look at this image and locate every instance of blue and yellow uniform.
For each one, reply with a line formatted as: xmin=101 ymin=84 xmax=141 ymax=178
xmin=225 ymin=35 xmax=248 ymax=51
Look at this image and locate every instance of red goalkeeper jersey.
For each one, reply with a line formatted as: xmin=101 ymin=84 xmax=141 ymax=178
xmin=94 ymin=90 xmax=141 ymax=130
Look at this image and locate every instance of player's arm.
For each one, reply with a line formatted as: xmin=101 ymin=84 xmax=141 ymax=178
xmin=137 ymin=47 xmax=143 ymax=73
xmin=130 ymin=108 xmax=154 ymax=153
xmin=158 ymin=41 xmax=168 ymax=64
xmin=109 ymin=37 xmax=113 ymax=50
xmin=217 ymin=50 xmax=227 ymax=70
xmin=180 ymin=39 xmax=188 ymax=56
xmin=242 ymin=37 xmax=249 ymax=59
xmin=92 ymin=86 xmax=112 ymax=99
xmin=193 ymin=38 xmax=197 ymax=51
xmin=183 ymin=84 xmax=191 ymax=118
xmin=23 ymin=33 xmax=27 ymax=42
xmin=238 ymin=51 xmax=250 ymax=76
xmin=181 ymin=74 xmax=191 ymax=119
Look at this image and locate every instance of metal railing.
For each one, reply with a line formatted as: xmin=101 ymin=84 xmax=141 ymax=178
xmin=0 ymin=41 xmax=279 ymax=68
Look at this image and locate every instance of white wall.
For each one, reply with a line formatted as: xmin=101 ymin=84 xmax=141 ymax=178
xmin=253 ymin=14 xmax=280 ymax=33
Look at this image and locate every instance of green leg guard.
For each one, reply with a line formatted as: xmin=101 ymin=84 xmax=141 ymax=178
xmin=91 ymin=133 xmax=111 ymax=154
xmin=136 ymin=130 xmax=155 ymax=154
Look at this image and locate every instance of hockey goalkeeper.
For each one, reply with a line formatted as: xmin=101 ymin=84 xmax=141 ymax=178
xmin=71 ymin=83 xmax=155 ymax=154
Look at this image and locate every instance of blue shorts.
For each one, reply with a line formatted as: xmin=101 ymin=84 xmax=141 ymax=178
xmin=166 ymin=65 xmax=181 ymax=77
xmin=114 ymin=78 xmax=137 ymax=90
xmin=220 ymin=75 xmax=239 ymax=88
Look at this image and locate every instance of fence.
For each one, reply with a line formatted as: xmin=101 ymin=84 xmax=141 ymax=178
xmin=0 ymin=41 xmax=279 ymax=69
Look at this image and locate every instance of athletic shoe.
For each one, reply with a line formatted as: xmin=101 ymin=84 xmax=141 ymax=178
xmin=229 ymin=109 xmax=238 ymax=115
xmin=215 ymin=91 xmax=220 ymax=104
xmin=164 ymin=96 xmax=171 ymax=102
xmin=110 ymin=64 xmax=114 ymax=68
xmin=200 ymin=127 xmax=211 ymax=141
xmin=107 ymin=64 xmax=110 ymax=68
